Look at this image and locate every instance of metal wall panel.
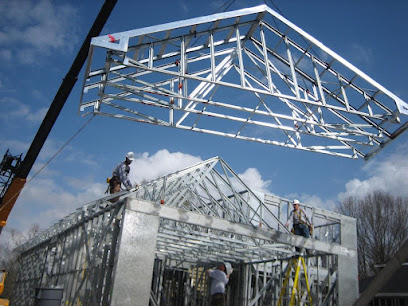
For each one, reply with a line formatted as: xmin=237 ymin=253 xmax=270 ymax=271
xmin=110 ymin=199 xmax=160 ymax=305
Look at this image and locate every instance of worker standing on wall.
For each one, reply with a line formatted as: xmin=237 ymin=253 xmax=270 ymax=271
xmin=109 ymin=152 xmax=135 ymax=194
xmin=207 ymin=262 xmax=233 ymax=306
xmin=285 ymin=199 xmax=313 ymax=253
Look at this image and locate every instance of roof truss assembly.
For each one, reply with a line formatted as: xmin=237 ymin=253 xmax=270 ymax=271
xmin=80 ymin=5 xmax=408 ymax=159
xmin=18 ymin=157 xmax=354 ymax=261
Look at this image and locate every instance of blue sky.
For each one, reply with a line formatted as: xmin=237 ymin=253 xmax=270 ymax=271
xmin=1 ymin=0 xmax=408 ymax=243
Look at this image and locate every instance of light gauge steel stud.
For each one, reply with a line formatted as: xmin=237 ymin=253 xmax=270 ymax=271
xmin=80 ymin=5 xmax=408 ymax=159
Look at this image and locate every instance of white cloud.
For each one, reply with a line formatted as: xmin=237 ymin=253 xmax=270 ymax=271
xmin=0 ymin=96 xmax=46 ymax=124
xmin=0 ymin=138 xmax=30 ymax=155
xmin=28 ymin=140 xmax=101 ymax=179
xmin=0 ymin=0 xmax=79 ymax=63
xmin=30 ymin=161 xmax=60 ymax=179
xmin=238 ymin=167 xmax=271 ymax=194
xmin=5 ymin=148 xmax=356 ymax=247
xmin=350 ymin=43 xmax=374 ymax=66
xmin=8 ymin=177 xmax=106 ymax=234
xmin=129 ymin=149 xmax=203 ymax=183
xmin=338 ymin=142 xmax=408 ymax=201
xmin=34 ymin=138 xmax=65 ymax=162
xmin=283 ymin=142 xmax=408 ymax=210
xmin=26 ymin=107 xmax=47 ymax=123
xmin=8 ymin=150 xmax=274 ymax=231
xmin=0 ymin=97 xmax=29 ymax=118
xmin=300 ymin=194 xmax=336 ymax=211
xmin=129 ymin=150 xmax=273 ymax=195
xmin=6 ymin=150 xmax=204 ymax=236
xmin=63 ymin=151 xmax=99 ymax=167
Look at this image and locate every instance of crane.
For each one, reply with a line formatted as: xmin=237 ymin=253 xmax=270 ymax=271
xmin=0 ymin=0 xmax=118 ymax=236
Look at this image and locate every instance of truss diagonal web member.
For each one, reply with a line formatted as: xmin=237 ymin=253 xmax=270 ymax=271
xmin=80 ymin=5 xmax=408 ymax=159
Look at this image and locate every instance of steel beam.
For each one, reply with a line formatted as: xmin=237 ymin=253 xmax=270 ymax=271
xmin=128 ymin=199 xmax=355 ymax=258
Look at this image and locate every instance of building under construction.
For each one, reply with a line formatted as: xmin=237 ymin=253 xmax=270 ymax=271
xmin=6 ymin=3 xmax=408 ymax=305
xmin=12 ymin=157 xmax=357 ymax=305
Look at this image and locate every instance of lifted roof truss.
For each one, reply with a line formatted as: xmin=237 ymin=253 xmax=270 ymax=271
xmin=80 ymin=5 xmax=408 ymax=159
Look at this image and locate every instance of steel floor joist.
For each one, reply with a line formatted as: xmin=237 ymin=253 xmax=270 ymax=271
xmin=79 ymin=5 xmax=408 ymax=159
xmin=12 ymin=157 xmax=357 ymax=305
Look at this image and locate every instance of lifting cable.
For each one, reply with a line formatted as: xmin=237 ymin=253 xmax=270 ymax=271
xmin=214 ymin=0 xmax=236 ymax=13
xmin=265 ymin=0 xmax=319 ymax=57
xmin=264 ymin=0 xmax=321 ymax=131
xmin=189 ymin=0 xmax=236 ymax=48
xmin=0 ymin=115 xmax=95 ymax=215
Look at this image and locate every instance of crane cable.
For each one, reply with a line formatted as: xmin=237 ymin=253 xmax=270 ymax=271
xmin=0 ymin=115 xmax=95 ymax=215
xmin=265 ymin=0 xmax=284 ymax=16
xmin=265 ymin=0 xmax=319 ymax=57
xmin=1 ymin=0 xmax=233 ymax=217
xmin=214 ymin=0 xmax=236 ymax=13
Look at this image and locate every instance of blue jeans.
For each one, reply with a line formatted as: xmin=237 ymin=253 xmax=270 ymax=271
xmin=294 ymin=224 xmax=310 ymax=238
xmin=294 ymin=224 xmax=310 ymax=252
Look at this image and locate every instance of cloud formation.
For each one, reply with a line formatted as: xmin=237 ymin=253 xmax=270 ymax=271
xmin=339 ymin=142 xmax=408 ymax=201
xmin=238 ymin=167 xmax=271 ymax=194
xmin=129 ymin=149 xmax=203 ymax=183
xmin=0 ymin=97 xmax=47 ymax=125
xmin=5 ymin=144 xmax=408 ymax=248
xmin=6 ymin=150 xmax=273 ymax=236
xmin=0 ymin=0 xmax=79 ymax=63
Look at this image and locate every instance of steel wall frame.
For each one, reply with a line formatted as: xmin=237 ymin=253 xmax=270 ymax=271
xmin=12 ymin=157 xmax=357 ymax=305
xmin=12 ymin=201 xmax=125 ymax=305
xmin=79 ymin=5 xmax=408 ymax=159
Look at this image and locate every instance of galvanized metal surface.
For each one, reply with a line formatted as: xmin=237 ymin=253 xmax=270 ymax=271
xmin=12 ymin=203 xmax=124 ymax=305
xmin=12 ymin=157 xmax=357 ymax=305
xmin=80 ymin=5 xmax=408 ymax=159
xmin=110 ymin=202 xmax=160 ymax=305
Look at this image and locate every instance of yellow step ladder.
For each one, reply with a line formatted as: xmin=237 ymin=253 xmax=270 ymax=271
xmin=277 ymin=256 xmax=313 ymax=306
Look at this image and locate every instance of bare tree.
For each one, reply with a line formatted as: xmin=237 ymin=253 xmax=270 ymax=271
xmin=0 ymin=223 xmax=41 ymax=298
xmin=337 ymin=191 xmax=408 ymax=279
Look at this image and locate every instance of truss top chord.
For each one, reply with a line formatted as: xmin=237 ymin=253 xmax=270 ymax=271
xmin=80 ymin=5 xmax=408 ymax=160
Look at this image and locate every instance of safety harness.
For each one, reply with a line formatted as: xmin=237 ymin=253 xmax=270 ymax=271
xmin=291 ymin=209 xmax=313 ymax=235
xmin=105 ymin=176 xmax=121 ymax=194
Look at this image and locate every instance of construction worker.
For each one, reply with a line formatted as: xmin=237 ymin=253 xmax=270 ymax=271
xmin=285 ymin=199 xmax=313 ymax=253
xmin=109 ymin=152 xmax=135 ymax=194
xmin=207 ymin=262 xmax=233 ymax=306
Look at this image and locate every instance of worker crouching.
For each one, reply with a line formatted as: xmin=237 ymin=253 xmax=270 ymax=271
xmin=107 ymin=152 xmax=137 ymax=202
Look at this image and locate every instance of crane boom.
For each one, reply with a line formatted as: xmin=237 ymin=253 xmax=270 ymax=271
xmin=0 ymin=0 xmax=118 ymax=235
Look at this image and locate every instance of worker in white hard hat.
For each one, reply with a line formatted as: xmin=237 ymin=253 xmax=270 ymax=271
xmin=285 ymin=199 xmax=313 ymax=253
xmin=109 ymin=152 xmax=136 ymax=195
xmin=207 ymin=262 xmax=233 ymax=306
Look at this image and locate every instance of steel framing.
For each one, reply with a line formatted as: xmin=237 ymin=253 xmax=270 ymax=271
xmin=79 ymin=5 xmax=408 ymax=159
xmin=12 ymin=157 xmax=357 ymax=305
xmin=0 ymin=150 xmax=22 ymax=200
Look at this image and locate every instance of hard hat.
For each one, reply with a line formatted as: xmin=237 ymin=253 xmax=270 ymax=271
xmin=223 ymin=262 xmax=233 ymax=276
xmin=126 ymin=152 xmax=135 ymax=161
xmin=293 ymin=199 xmax=300 ymax=205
